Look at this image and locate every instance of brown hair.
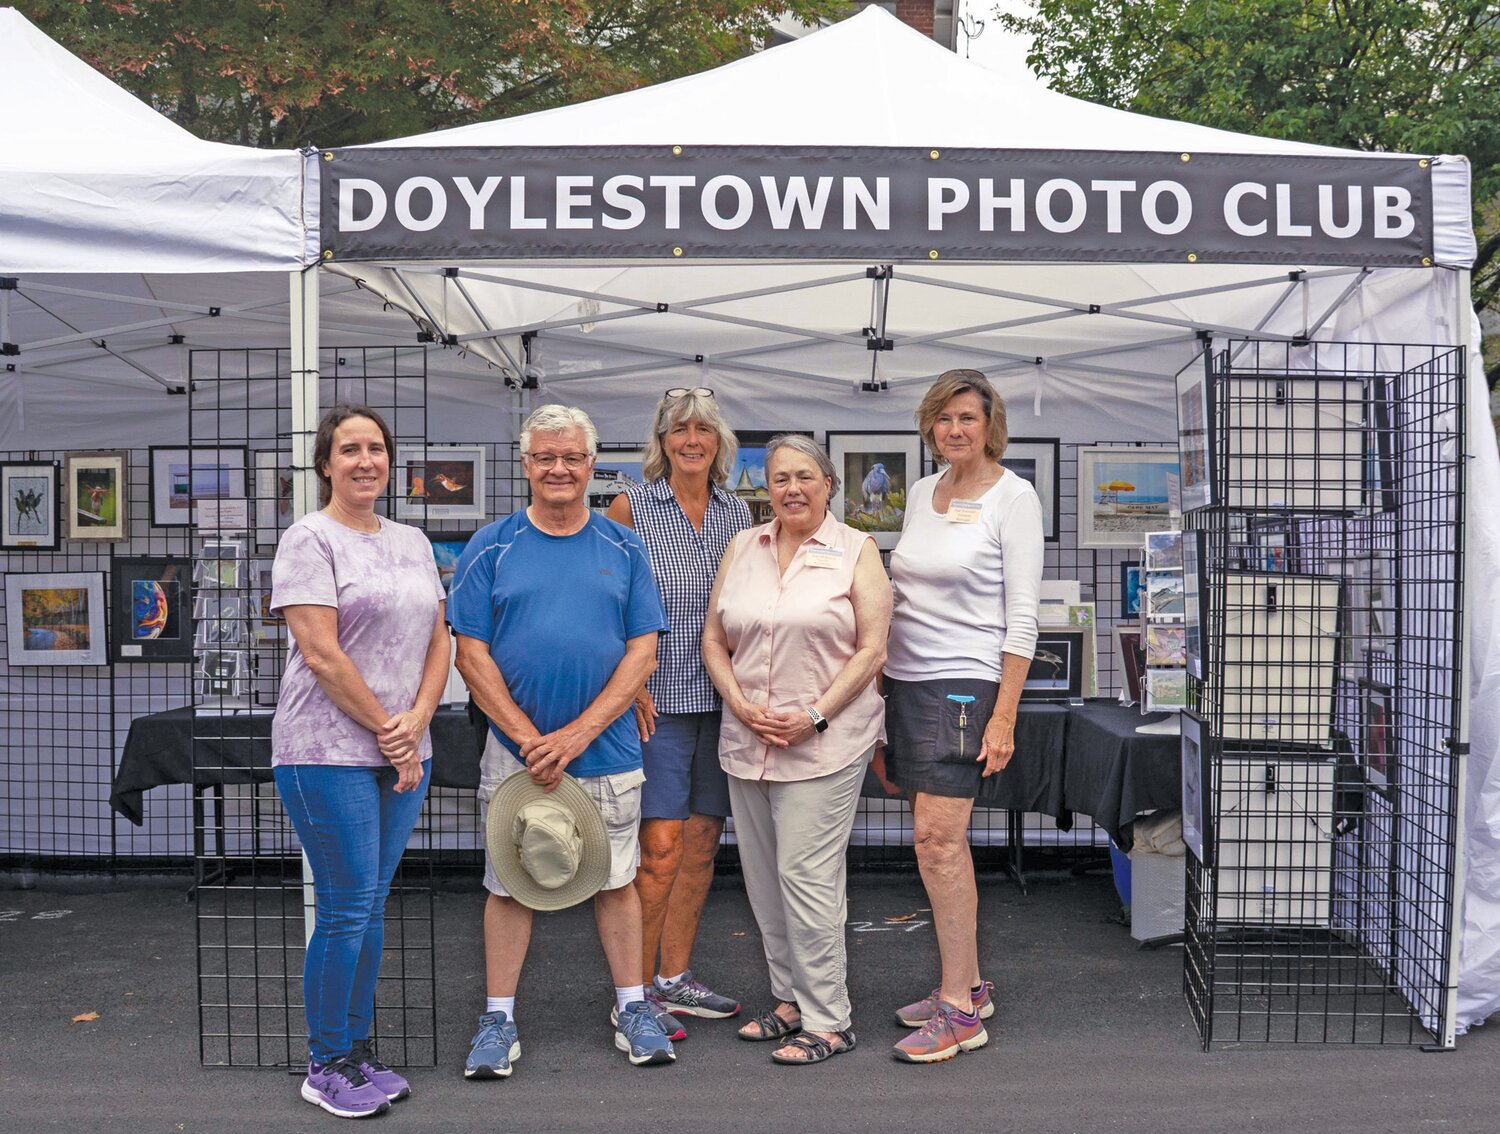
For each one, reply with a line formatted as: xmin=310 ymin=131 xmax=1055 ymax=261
xmin=914 ymin=369 xmax=1009 ymax=464
xmin=313 ymin=403 xmax=395 ymax=507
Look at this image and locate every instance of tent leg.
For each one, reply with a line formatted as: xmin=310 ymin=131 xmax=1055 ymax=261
xmin=289 ymin=266 xmax=322 ymax=947
xmin=1440 ymin=267 xmax=1475 ymax=1050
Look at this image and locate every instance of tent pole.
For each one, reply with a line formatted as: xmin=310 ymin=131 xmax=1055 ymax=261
xmin=289 ymin=265 xmax=322 ymax=946
xmin=1439 ymin=267 xmax=1475 ymax=1050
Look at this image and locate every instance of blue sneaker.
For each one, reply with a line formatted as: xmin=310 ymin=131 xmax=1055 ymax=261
xmin=611 ymin=990 xmax=687 ymax=1041
xmin=464 ymin=1011 xmax=519 ymax=1079
xmin=613 ymin=1000 xmax=677 ymax=1066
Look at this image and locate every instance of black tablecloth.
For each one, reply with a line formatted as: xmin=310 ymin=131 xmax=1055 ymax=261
xmin=1061 ymin=701 xmax=1182 ymax=851
xmin=110 ymin=706 xmax=488 ymax=825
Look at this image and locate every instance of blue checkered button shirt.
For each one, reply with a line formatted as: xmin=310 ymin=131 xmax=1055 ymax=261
xmin=626 ymin=478 xmax=752 ymax=713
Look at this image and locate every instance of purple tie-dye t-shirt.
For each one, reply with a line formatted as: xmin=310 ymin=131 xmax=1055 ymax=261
xmin=270 ymin=511 xmax=445 ymax=767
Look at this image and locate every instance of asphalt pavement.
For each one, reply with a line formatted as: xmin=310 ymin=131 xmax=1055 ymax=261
xmin=1 ymin=868 xmax=1495 ymax=1133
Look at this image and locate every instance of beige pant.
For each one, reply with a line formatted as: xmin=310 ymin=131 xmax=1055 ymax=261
xmin=727 ymin=747 xmax=872 ymax=1034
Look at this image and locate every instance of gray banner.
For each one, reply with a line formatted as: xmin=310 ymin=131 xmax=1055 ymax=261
xmin=321 ymin=145 xmax=1432 ymax=266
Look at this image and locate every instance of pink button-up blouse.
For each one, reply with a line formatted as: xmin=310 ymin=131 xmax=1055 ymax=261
xmin=716 ymin=510 xmax=884 ymax=782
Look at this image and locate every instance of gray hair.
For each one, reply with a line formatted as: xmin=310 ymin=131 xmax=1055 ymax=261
xmin=765 ymin=433 xmax=840 ymax=498
xmin=641 ymin=390 xmax=738 ymax=484
xmin=520 ymin=404 xmax=598 ymax=455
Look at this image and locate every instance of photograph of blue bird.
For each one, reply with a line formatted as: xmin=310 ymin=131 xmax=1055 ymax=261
xmin=861 ymin=462 xmax=891 ymax=513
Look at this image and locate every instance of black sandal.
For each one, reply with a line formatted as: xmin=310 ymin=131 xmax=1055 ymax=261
xmin=769 ymin=1028 xmax=857 ymax=1065
xmin=737 ymin=1005 xmax=801 ymax=1042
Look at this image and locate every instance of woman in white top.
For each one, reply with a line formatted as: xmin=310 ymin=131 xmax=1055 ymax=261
xmin=882 ymin=370 xmax=1044 ymax=1064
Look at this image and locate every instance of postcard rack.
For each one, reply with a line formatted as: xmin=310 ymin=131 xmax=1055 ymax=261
xmin=1179 ymin=340 xmax=1466 ymax=1048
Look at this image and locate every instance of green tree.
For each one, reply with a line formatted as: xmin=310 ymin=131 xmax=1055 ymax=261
xmin=999 ymin=0 xmax=1500 ymax=383
xmin=19 ymin=1 xmax=843 ymax=148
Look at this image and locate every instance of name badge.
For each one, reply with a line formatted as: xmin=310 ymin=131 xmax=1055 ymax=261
xmin=805 ymin=546 xmax=844 ymax=569
xmin=947 ymin=500 xmax=983 ymax=524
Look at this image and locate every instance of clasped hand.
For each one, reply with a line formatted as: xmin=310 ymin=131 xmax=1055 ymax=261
xmin=378 ymin=710 xmax=427 ymax=793
xmin=520 ymin=722 xmax=592 ymax=791
xmin=734 ymin=700 xmax=814 ymax=748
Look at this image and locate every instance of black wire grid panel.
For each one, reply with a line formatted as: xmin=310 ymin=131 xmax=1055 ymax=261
xmin=1182 ymin=340 xmax=1465 ymax=1047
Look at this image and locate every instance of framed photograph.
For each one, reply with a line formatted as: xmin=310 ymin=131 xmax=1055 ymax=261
xmin=1145 ymin=623 xmax=1186 ymax=666
xmin=1335 ymin=553 xmax=1396 ymax=663
xmin=1360 ymin=678 xmax=1393 ymax=792
xmin=250 ymin=559 xmax=283 ymax=640
xmin=1248 ymin=513 xmax=1297 ymax=573
xmin=1176 ymin=364 xmax=1214 ymax=513
xmin=1180 ymin=711 xmax=1209 ymax=863
xmin=395 ymin=444 xmax=487 ymax=521
xmin=4 ymin=571 xmax=107 ymax=666
xmin=110 ymin=557 xmax=194 ymax=663
xmin=1363 ymin=375 xmax=1397 ymax=514
xmin=255 ymin=451 xmax=294 ymax=546
xmin=1076 ymin=447 xmax=1180 ymax=549
xmin=1144 ymin=667 xmax=1188 ymax=712
xmin=826 ymin=431 xmax=922 ymax=551
xmin=1183 ymin=528 xmax=1205 ymax=679
xmin=1022 ymin=628 xmax=1087 ymax=702
xmin=1145 ymin=570 xmax=1185 ymax=619
xmin=726 ymin=430 xmax=816 ymax=525
xmin=587 ymin=446 xmax=647 ymax=513
xmin=1119 ymin=561 xmax=1143 ymax=618
xmin=1144 ymin=531 xmax=1183 ymax=571
xmin=1001 ymin=437 xmax=1060 ymax=542
xmin=1113 ymin=626 xmax=1145 ymax=705
xmin=64 ymin=451 xmax=128 ymax=541
xmin=148 ymin=446 xmax=247 ymax=528
xmin=425 ymin=530 xmax=476 ymax=596
xmin=2 ymin=461 xmax=61 ymax=550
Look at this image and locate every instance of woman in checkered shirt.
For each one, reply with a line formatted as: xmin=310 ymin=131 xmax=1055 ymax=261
xmin=605 ymin=387 xmax=752 ymax=1034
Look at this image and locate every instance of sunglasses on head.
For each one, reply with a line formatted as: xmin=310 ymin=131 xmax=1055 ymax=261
xmin=664 ymin=387 xmax=715 ymax=400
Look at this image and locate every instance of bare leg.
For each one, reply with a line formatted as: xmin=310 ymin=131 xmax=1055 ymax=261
xmin=658 ymin=813 xmax=724 ymax=977
xmin=594 ymin=883 xmax=645 ymax=990
xmin=483 ymin=893 xmax=533 ymax=997
xmin=911 ymin=791 xmax=981 ymax=1010
xmin=634 ymin=818 xmax=685 ymax=982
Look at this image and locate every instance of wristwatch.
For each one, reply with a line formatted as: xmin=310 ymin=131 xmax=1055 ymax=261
xmin=805 ymin=707 xmax=829 ymax=733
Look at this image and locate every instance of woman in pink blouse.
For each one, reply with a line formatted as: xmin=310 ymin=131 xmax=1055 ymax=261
xmin=701 ymin=434 xmax=892 ymax=1066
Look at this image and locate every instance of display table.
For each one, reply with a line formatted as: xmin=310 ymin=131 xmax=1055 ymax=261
xmin=1061 ymin=701 xmax=1182 ymax=851
xmin=110 ymin=706 xmax=489 ymax=825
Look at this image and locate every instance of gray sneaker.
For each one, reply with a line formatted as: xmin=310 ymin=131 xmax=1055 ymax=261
xmin=464 ymin=1011 xmax=519 ymax=1079
xmin=653 ymin=969 xmax=742 ymax=1019
xmin=614 ymin=1000 xmax=677 ymax=1066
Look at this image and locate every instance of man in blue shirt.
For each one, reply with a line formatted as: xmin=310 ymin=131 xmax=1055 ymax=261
xmin=449 ymin=404 xmax=674 ymax=1074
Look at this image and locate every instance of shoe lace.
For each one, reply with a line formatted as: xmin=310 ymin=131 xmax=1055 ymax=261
xmin=325 ymin=1056 xmax=373 ymax=1088
xmin=914 ymin=1003 xmax=957 ymax=1041
xmin=347 ymin=1039 xmax=389 ymax=1072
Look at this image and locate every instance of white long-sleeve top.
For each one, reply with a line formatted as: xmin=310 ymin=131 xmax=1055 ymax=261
xmin=884 ymin=468 xmax=1044 ymax=683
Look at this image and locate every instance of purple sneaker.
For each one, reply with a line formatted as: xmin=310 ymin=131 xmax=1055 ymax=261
xmin=349 ymin=1038 xmax=410 ymax=1102
xmin=301 ymin=1057 xmax=391 ymax=1119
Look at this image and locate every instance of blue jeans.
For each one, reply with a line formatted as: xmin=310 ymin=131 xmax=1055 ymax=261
xmin=273 ymin=760 xmax=430 ymax=1065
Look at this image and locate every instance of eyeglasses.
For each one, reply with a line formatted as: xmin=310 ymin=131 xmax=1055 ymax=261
xmin=664 ymin=387 xmax=715 ymax=400
xmin=524 ymin=452 xmax=592 ymax=471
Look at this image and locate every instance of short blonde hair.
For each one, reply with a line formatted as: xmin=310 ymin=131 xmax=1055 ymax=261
xmin=915 ymin=369 xmax=1009 ymax=464
xmin=641 ymin=390 xmax=738 ymax=484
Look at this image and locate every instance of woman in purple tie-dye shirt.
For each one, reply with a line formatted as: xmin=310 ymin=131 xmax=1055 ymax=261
xmin=270 ymin=404 xmax=450 ymax=1119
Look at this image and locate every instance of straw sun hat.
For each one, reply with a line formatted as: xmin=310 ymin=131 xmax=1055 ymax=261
xmin=484 ymin=773 xmax=611 ymax=911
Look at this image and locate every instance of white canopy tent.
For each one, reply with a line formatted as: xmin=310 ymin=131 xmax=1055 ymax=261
xmin=3 ymin=6 xmax=1500 ymax=1040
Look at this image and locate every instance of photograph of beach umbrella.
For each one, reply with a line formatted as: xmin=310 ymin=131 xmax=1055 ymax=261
xmin=1077 ymin=447 xmax=1181 ymax=548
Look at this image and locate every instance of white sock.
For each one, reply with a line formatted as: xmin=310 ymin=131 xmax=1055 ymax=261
xmin=656 ymin=971 xmax=688 ymax=990
xmin=616 ymin=985 xmax=645 ymax=1012
xmin=486 ymin=996 xmax=515 ymax=1023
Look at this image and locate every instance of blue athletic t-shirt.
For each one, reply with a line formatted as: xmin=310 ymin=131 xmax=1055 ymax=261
xmin=447 ymin=509 xmax=668 ymax=777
